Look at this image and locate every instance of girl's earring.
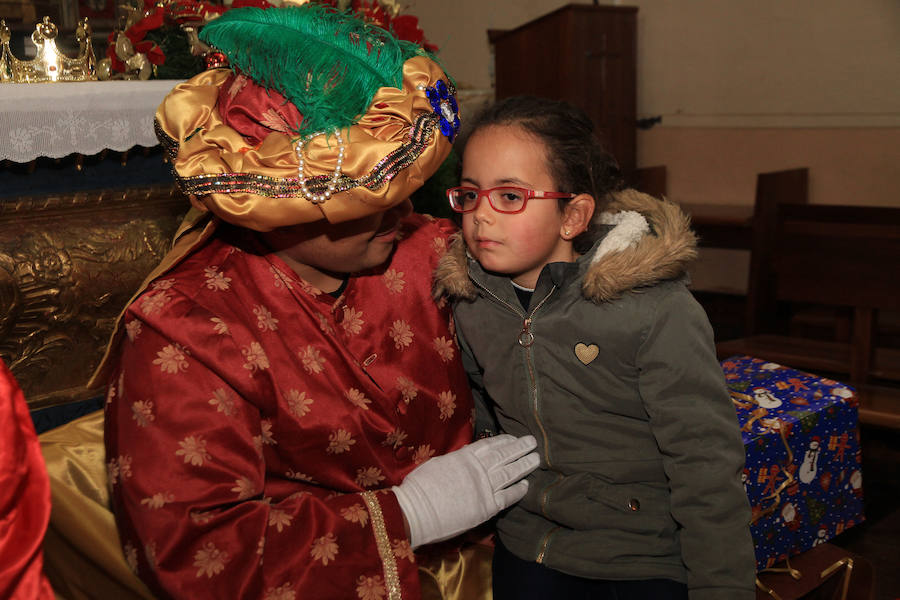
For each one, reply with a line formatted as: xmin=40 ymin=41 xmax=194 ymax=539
xmin=565 ymin=229 xmax=571 ymax=236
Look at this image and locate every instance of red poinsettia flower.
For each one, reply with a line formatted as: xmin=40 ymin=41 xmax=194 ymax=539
xmin=231 ymin=0 xmax=274 ymax=9
xmin=391 ymin=14 xmax=437 ymax=52
xmin=103 ymin=5 xmax=166 ymax=71
xmin=125 ymin=5 xmax=165 ymax=45
xmin=166 ymin=0 xmax=228 ymax=24
xmin=135 ymin=40 xmax=166 ymax=65
xmin=320 ymin=0 xmax=439 ymax=52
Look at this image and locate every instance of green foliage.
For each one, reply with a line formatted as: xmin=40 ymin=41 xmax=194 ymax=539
xmin=199 ymin=4 xmax=424 ymax=134
xmin=145 ymin=26 xmax=205 ymax=80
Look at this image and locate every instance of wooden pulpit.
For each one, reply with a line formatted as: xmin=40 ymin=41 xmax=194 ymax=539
xmin=489 ymin=3 xmax=638 ymax=174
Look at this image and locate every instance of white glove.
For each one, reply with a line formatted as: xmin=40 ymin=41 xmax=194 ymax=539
xmin=393 ymin=434 xmax=539 ymax=549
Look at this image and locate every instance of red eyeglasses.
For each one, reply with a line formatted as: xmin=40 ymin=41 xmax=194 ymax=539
xmin=447 ymin=186 xmax=575 ymax=214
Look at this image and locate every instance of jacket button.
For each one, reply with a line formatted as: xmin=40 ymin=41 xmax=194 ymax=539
xmin=628 ymin=498 xmax=641 ymax=512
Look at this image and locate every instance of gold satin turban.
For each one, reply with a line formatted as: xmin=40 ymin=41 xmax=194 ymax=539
xmin=155 ymin=55 xmax=457 ymax=230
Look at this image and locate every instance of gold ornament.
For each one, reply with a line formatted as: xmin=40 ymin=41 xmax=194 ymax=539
xmin=96 ymin=2 xmax=152 ymax=81
xmin=0 ymin=17 xmax=98 ymax=83
xmin=376 ymin=0 xmax=403 ymax=18
xmin=97 ymin=31 xmax=153 ymax=80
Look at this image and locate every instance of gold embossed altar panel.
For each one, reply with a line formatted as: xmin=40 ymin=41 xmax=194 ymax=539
xmin=0 ymin=186 xmax=185 ymax=410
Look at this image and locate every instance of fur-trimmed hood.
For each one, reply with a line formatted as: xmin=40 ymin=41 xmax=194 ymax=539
xmin=433 ymin=189 xmax=698 ymax=304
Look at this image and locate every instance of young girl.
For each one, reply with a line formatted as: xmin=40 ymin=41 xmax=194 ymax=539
xmin=434 ymin=96 xmax=756 ymax=600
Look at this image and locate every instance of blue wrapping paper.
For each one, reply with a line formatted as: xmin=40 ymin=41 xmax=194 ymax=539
xmin=721 ymin=356 xmax=865 ymax=570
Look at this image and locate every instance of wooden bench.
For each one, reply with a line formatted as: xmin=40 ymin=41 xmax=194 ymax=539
xmin=667 ymin=168 xmax=807 ymax=341
xmin=744 ymin=168 xmax=809 ymax=321
xmin=639 ymin=167 xmax=809 ymax=252
xmin=716 ymin=203 xmax=900 ymax=429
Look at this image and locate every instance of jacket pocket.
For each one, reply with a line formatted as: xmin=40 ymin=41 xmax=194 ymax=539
xmin=541 ymin=474 xmax=675 ymax=538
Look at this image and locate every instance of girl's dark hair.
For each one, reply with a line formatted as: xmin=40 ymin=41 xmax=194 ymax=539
xmin=462 ymin=96 xmax=625 ymax=252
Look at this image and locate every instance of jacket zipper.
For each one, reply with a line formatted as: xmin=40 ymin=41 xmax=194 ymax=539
xmin=471 ymin=279 xmax=560 ymax=565
xmin=470 ymin=280 xmax=557 ymax=466
xmin=536 ymin=526 xmax=560 ymax=564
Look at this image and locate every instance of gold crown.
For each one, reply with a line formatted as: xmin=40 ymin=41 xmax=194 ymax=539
xmin=1 ymin=17 xmax=98 ymax=83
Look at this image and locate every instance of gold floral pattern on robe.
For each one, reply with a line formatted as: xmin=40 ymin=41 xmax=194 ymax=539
xmin=105 ymin=215 xmax=474 ymax=599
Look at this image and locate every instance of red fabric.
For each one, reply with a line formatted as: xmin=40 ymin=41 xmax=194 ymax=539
xmin=0 ymin=362 xmax=55 ymax=600
xmin=105 ymin=215 xmax=474 ymax=599
xmin=217 ymin=73 xmax=304 ymax=146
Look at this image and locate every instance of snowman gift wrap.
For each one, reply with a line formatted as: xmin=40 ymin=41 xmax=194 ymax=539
xmin=720 ymin=355 xmax=865 ymax=570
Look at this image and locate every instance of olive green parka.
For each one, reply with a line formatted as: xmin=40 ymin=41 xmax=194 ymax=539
xmin=435 ymin=190 xmax=756 ymax=600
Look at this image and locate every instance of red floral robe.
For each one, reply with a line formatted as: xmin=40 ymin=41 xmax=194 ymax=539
xmin=104 ymin=214 xmax=474 ymax=600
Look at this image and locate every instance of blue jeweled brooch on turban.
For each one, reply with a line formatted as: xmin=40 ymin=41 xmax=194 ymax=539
xmin=425 ymin=79 xmax=460 ymax=141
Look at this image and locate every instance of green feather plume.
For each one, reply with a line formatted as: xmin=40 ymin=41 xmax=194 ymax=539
xmin=200 ymin=4 xmax=425 ymax=135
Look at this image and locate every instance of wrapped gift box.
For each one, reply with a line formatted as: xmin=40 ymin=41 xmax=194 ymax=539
xmin=720 ymin=356 xmax=865 ymax=570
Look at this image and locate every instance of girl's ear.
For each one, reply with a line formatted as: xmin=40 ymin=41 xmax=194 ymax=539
xmin=561 ymin=194 xmax=595 ymax=240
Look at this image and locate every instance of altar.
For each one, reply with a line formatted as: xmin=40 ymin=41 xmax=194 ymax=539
xmin=0 ymin=80 xmax=188 ymax=415
xmin=1 ymin=80 xmax=175 ymax=162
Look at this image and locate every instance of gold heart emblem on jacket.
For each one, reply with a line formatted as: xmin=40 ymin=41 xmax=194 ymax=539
xmin=574 ymin=342 xmax=599 ymax=365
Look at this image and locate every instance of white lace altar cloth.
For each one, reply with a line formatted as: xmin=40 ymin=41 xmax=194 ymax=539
xmin=1 ymin=80 xmax=182 ymax=163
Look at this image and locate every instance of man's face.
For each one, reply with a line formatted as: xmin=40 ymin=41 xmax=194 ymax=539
xmin=260 ymin=199 xmax=413 ymax=292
